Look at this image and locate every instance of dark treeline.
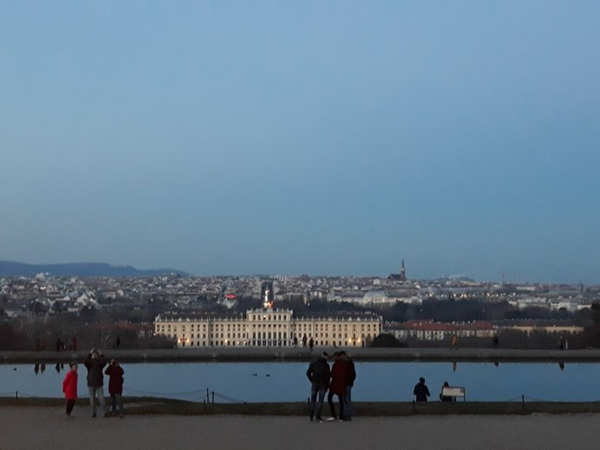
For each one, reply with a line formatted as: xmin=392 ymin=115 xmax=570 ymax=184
xmin=0 ymin=314 xmax=173 ymax=352
xmin=271 ymin=297 xmax=592 ymax=325
xmin=1 ymin=296 xmax=598 ymax=351
xmin=582 ymin=304 xmax=600 ymax=348
xmin=371 ymin=330 xmax=592 ymax=350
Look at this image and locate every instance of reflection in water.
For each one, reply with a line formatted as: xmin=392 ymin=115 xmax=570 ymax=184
xmin=559 ymin=362 xmax=565 ymax=371
xmin=34 ymin=364 xmax=39 ymax=375
xmin=452 ymin=362 xmax=457 ymax=372
xmin=494 ymin=362 xmax=500 ymax=367
xmin=40 ymin=363 xmax=45 ymax=373
xmin=55 ymin=363 xmax=61 ymax=373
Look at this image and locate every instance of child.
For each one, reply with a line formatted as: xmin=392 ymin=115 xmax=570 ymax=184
xmin=62 ymin=363 xmax=78 ymax=417
xmin=105 ymin=359 xmax=125 ymax=418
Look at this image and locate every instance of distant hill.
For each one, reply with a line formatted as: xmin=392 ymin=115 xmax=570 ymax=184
xmin=0 ymin=261 xmax=189 ymax=277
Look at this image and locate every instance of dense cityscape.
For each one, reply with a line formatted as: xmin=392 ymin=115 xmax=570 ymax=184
xmin=1 ymin=262 xmax=598 ymax=351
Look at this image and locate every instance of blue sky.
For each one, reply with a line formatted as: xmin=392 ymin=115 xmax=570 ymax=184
xmin=1 ymin=1 xmax=599 ymax=282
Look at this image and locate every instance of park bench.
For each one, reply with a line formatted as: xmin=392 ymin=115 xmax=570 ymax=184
xmin=441 ymin=386 xmax=466 ymax=402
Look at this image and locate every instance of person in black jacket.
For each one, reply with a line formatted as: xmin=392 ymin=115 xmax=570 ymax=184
xmin=84 ymin=349 xmax=108 ymax=417
xmin=341 ymin=351 xmax=356 ymax=421
xmin=306 ymin=352 xmax=330 ymax=422
xmin=413 ymin=377 xmax=430 ymax=402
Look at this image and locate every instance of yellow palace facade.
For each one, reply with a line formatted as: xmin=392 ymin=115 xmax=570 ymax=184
xmin=154 ymin=308 xmax=382 ymax=348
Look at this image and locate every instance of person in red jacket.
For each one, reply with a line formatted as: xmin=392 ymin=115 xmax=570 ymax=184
xmin=327 ymin=352 xmax=348 ymax=421
xmin=62 ymin=363 xmax=78 ymax=417
xmin=105 ymin=359 xmax=125 ymax=417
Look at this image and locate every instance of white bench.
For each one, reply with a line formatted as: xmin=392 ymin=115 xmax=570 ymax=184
xmin=441 ymin=386 xmax=466 ymax=402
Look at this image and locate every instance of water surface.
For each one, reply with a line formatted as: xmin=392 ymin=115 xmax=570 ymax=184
xmin=1 ymin=362 xmax=598 ymax=403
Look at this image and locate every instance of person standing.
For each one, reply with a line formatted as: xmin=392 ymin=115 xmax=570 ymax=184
xmin=413 ymin=377 xmax=430 ymax=402
xmin=62 ymin=363 xmax=78 ymax=418
xmin=327 ymin=352 xmax=348 ymax=421
xmin=451 ymin=334 xmax=458 ymax=350
xmin=341 ymin=351 xmax=356 ymax=421
xmin=309 ymin=337 xmax=314 ymax=351
xmin=84 ymin=349 xmax=107 ymax=417
xmin=105 ymin=359 xmax=125 ymax=418
xmin=306 ymin=352 xmax=330 ymax=422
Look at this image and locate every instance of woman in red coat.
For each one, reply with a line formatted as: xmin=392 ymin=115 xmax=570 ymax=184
xmin=62 ymin=363 xmax=78 ymax=417
xmin=327 ymin=352 xmax=348 ymax=421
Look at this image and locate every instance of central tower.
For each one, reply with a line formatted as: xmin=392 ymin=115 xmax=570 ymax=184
xmin=261 ymin=281 xmax=274 ymax=309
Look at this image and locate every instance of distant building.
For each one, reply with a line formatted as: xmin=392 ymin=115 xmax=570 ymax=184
xmin=328 ymin=289 xmax=421 ymax=305
xmin=496 ymin=321 xmax=585 ymax=336
xmin=154 ymin=308 xmax=383 ymax=348
xmin=386 ymin=320 xmax=496 ymax=341
xmin=388 ymin=260 xmax=407 ymax=282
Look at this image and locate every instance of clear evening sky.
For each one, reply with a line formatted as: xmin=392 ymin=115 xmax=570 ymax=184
xmin=1 ymin=2 xmax=599 ymax=283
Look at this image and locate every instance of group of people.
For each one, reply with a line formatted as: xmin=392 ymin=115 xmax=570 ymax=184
xmin=34 ymin=336 xmax=78 ymax=352
xmin=306 ymin=351 xmax=355 ymax=422
xmin=413 ymin=378 xmax=456 ymax=402
xmin=59 ymin=348 xmax=455 ymax=420
xmin=305 ymin=352 xmax=455 ymax=421
xmin=61 ymin=349 xmax=125 ymax=418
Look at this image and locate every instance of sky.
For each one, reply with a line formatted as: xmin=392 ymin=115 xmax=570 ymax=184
xmin=1 ymin=1 xmax=599 ymax=283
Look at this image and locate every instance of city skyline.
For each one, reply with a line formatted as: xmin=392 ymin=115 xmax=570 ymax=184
xmin=1 ymin=2 xmax=599 ymax=284
xmin=0 ymin=258 xmax=594 ymax=285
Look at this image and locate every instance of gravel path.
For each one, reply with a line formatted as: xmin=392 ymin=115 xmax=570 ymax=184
xmin=1 ymin=407 xmax=596 ymax=450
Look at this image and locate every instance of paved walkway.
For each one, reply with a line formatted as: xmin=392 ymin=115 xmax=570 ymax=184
xmin=0 ymin=407 xmax=597 ymax=450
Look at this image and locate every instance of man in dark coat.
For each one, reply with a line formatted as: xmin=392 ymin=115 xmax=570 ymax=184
xmin=341 ymin=351 xmax=356 ymax=420
xmin=105 ymin=359 xmax=125 ymax=417
xmin=84 ymin=349 xmax=108 ymax=417
xmin=306 ymin=352 xmax=330 ymax=422
xmin=413 ymin=377 xmax=431 ymax=402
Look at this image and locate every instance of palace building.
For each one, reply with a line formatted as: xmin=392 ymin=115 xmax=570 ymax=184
xmin=154 ymin=308 xmax=383 ymax=348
